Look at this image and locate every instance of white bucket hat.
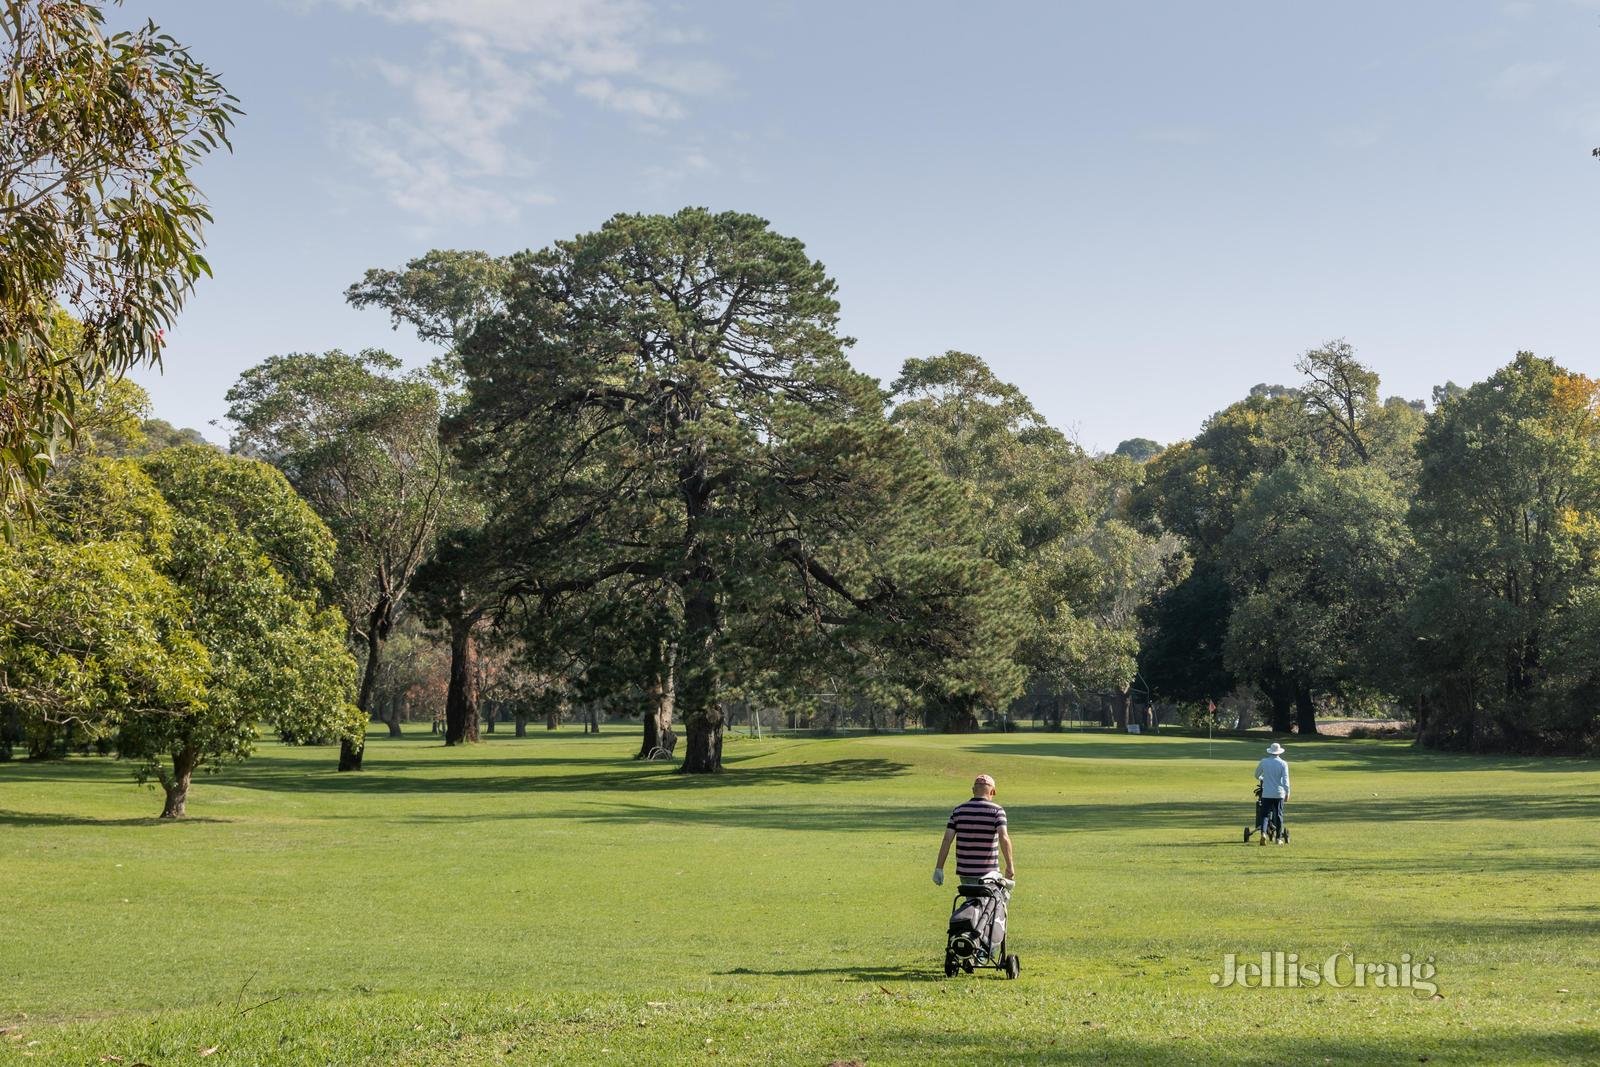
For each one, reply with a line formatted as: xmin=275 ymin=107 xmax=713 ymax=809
xmin=1266 ymin=743 xmax=1285 ymax=755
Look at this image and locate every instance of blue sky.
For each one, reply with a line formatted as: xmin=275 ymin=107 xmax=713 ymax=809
xmin=121 ymin=1 xmax=1600 ymax=451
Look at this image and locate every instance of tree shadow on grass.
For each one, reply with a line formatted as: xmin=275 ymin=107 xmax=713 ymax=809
xmin=218 ymin=755 xmax=912 ymax=796
xmin=372 ymin=791 xmax=1600 ymax=837
xmin=0 ymin=808 xmax=231 ymax=828
xmin=325 ymin=753 xmax=632 ymax=773
xmin=718 ymin=964 xmax=947 ymax=983
xmin=976 ymin=735 xmax=1600 ymax=773
xmin=1387 ymin=912 xmax=1600 ymax=941
xmin=857 ymin=1028 xmax=1600 ymax=1066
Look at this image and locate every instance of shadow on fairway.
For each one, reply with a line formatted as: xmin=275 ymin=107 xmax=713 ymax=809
xmin=540 ymin=793 xmax=1600 ymax=831
xmin=718 ymin=964 xmax=945 ymax=983
xmin=862 ymin=1028 xmax=1600 ymax=1066
xmin=0 ymin=808 xmax=231 ymax=828
xmin=216 ymin=753 xmax=911 ymax=796
xmin=975 ymin=735 xmax=1599 ymax=773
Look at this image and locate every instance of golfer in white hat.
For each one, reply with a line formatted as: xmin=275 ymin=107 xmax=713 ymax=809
xmin=1254 ymin=743 xmax=1290 ymax=845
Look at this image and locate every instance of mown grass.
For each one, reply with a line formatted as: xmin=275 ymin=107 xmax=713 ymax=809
xmin=2 ymin=726 xmax=1597 ymax=1064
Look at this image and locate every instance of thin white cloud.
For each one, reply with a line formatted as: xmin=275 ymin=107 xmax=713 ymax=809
xmin=316 ymin=0 xmax=726 ymax=224
xmin=576 ymin=78 xmax=685 ymax=120
xmin=334 ymin=117 xmax=554 ymax=227
xmin=340 ymin=0 xmax=648 ymax=71
xmin=641 ymin=58 xmax=729 ymax=96
xmin=643 ymin=147 xmax=714 ymax=190
xmin=1486 ymin=60 xmax=1564 ymax=102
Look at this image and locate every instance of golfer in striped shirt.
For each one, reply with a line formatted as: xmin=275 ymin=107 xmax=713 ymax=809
xmin=933 ymin=773 xmax=1015 ymax=886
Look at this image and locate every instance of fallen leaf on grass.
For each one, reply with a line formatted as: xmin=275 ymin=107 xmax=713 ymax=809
xmin=1557 ymin=988 xmax=1570 ymax=993
xmin=199 ymin=1047 xmax=219 ymax=1057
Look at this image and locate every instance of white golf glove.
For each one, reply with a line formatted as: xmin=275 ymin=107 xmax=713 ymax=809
xmin=932 ymin=868 xmax=944 ymax=886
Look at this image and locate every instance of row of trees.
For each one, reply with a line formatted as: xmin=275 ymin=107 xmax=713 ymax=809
xmin=0 ymin=359 xmax=360 ymax=815
xmin=6 ymin=219 xmax=1598 ymax=818
xmin=8 ymin=3 xmax=1596 ymax=821
xmin=1137 ymin=344 xmax=1600 ymax=752
xmin=226 ymin=210 xmax=1600 ymax=771
xmin=217 ymin=212 xmax=1163 ymax=777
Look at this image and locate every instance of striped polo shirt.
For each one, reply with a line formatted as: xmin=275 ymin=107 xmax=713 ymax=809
xmin=946 ymin=797 xmax=1007 ymax=878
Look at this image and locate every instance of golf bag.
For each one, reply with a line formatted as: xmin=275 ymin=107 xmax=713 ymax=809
xmin=944 ymin=873 xmax=1019 ymax=978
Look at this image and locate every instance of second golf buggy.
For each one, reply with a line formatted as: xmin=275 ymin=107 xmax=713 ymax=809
xmin=943 ymin=872 xmax=1020 ymax=979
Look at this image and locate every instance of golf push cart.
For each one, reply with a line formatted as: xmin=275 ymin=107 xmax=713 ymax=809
xmin=944 ymin=872 xmax=1020 ymax=979
xmin=1243 ymin=781 xmax=1289 ymax=844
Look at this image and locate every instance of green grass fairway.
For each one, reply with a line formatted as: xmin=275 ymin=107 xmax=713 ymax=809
xmin=3 ymin=728 xmax=1598 ymax=1065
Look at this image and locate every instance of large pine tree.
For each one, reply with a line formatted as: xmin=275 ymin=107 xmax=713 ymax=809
xmin=452 ymin=209 xmax=1019 ymax=771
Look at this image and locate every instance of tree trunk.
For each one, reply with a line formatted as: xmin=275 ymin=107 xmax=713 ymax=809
xmin=1267 ymin=687 xmax=1294 ymax=733
xmin=444 ymin=613 xmax=481 ymax=746
xmin=546 ymin=708 xmax=558 ymax=730
xmin=1115 ymin=688 xmax=1131 ymax=730
xmin=514 ymin=712 xmax=527 ymax=737
xmin=586 ymin=704 xmax=600 ymax=734
xmin=675 ymin=438 xmax=727 ymax=774
xmin=1099 ymin=692 xmax=1114 ymax=728
xmin=160 ymin=744 xmax=200 ymax=819
xmin=681 ymin=712 xmax=723 ymax=773
xmin=677 ymin=584 xmax=723 ymax=773
xmin=637 ymin=643 xmax=678 ymax=759
xmin=341 ymin=623 xmax=383 ymax=772
xmin=1295 ymin=686 xmax=1318 ymax=735
xmin=939 ymin=694 xmax=980 ymax=733
xmin=0 ymin=705 xmax=21 ymax=760
xmin=385 ymin=693 xmax=403 ymax=738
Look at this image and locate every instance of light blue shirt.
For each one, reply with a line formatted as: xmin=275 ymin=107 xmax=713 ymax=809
xmin=1255 ymin=756 xmax=1290 ymax=799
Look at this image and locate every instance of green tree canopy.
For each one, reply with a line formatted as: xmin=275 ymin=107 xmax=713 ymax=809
xmin=1114 ymin=438 xmax=1162 ymax=462
xmin=889 ymin=351 xmax=1155 ymax=719
xmin=452 ymin=209 xmax=1020 ymax=769
xmin=1 ymin=0 xmax=236 ymax=522
xmin=1405 ymin=353 xmax=1600 ymax=751
xmin=1223 ymin=462 xmax=1416 ymax=732
xmin=225 ymin=349 xmax=453 ymax=770
xmin=346 ymin=248 xmax=512 ymax=746
xmin=2 ymin=449 xmax=359 ymax=813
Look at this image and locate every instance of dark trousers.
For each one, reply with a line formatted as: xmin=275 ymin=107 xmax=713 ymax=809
xmin=1259 ymin=797 xmax=1284 ymax=835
